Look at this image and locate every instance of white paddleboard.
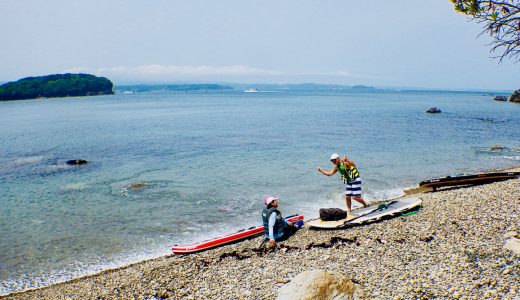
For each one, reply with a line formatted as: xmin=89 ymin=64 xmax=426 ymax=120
xmin=307 ymin=197 xmax=422 ymax=229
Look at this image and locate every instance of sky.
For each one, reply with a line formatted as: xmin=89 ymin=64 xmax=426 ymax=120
xmin=1 ymin=0 xmax=519 ymax=90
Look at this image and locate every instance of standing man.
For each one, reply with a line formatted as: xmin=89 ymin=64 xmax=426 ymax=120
xmin=261 ymin=195 xmax=297 ymax=248
xmin=317 ymin=153 xmax=368 ymax=214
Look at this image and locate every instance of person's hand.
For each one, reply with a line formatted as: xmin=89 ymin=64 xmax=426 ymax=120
xmin=317 ymin=166 xmax=323 ymax=173
xmin=269 ymin=239 xmax=276 ymax=248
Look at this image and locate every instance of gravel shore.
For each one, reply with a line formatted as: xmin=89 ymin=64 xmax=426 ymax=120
xmin=3 ymin=169 xmax=519 ymax=299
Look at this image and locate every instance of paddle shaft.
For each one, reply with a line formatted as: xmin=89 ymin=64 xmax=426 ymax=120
xmin=341 ymin=200 xmax=399 ymax=226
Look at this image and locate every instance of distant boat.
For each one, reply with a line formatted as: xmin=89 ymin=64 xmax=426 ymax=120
xmin=244 ymin=88 xmax=259 ymax=93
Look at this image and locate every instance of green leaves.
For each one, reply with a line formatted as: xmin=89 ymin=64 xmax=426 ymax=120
xmin=0 ymin=73 xmax=114 ymax=101
xmin=451 ymin=0 xmax=484 ymax=14
xmin=451 ymin=0 xmax=520 ymax=62
xmin=468 ymin=0 xmax=480 ymax=13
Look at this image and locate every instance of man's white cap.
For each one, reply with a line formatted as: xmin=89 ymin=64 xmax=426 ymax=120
xmin=330 ymin=153 xmax=340 ymax=161
xmin=263 ymin=194 xmax=279 ymax=206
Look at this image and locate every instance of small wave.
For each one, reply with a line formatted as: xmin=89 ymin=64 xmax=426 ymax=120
xmin=502 ymin=155 xmax=520 ymax=161
xmin=0 ymin=156 xmax=45 ymax=172
xmin=36 ymin=163 xmax=72 ymax=177
xmin=12 ymin=156 xmax=44 ymax=165
xmin=0 ymin=244 xmax=172 ymax=296
xmin=63 ymin=182 xmax=89 ymax=191
xmin=118 ymin=181 xmax=168 ymax=197
xmin=475 ymin=147 xmax=520 ymax=160
xmin=364 ymin=187 xmax=406 ymax=202
xmin=487 ymin=154 xmax=520 ymax=161
xmin=475 ymin=117 xmax=506 ymax=124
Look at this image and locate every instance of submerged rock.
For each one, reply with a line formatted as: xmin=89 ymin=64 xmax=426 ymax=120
xmin=426 ymin=107 xmax=441 ymax=113
xmin=489 ymin=145 xmax=506 ymax=151
xmin=126 ymin=182 xmax=148 ymax=190
xmin=493 ymin=95 xmax=507 ymax=101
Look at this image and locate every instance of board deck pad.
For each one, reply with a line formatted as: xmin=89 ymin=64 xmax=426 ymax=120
xmin=307 ymin=197 xmax=422 ymax=229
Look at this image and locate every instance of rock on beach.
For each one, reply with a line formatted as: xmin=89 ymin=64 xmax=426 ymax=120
xmin=2 ymin=170 xmax=519 ymax=299
xmin=277 ymin=269 xmax=363 ymax=300
xmin=505 ymin=238 xmax=520 ymax=256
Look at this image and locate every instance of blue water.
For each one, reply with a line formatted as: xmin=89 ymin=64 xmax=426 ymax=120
xmin=1 ymin=89 xmax=519 ymax=293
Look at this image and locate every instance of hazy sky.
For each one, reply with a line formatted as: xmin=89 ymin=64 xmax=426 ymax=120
xmin=1 ymin=0 xmax=519 ymax=90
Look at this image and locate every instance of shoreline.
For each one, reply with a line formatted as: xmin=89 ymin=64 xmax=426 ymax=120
xmin=2 ymin=166 xmax=519 ymax=299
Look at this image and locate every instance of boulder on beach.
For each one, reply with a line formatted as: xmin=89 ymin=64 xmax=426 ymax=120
xmin=426 ymin=107 xmax=442 ymax=113
xmin=66 ymin=159 xmax=88 ymax=165
xmin=277 ymin=269 xmax=363 ymax=300
xmin=504 ymin=238 xmax=520 ymax=256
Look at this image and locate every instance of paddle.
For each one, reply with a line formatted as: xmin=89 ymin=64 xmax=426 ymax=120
xmin=341 ymin=200 xmax=399 ymax=227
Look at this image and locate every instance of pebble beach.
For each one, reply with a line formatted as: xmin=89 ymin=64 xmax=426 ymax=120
xmin=2 ymin=168 xmax=519 ymax=299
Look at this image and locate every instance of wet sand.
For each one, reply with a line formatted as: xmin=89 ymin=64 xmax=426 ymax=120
xmin=2 ymin=167 xmax=519 ymax=299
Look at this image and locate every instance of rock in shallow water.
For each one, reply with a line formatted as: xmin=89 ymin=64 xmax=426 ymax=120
xmin=426 ymin=107 xmax=441 ymax=113
xmin=66 ymin=159 xmax=88 ymax=165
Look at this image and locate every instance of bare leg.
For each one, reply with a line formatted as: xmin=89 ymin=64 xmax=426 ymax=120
xmin=345 ymin=196 xmax=352 ymax=212
xmin=353 ymin=196 xmax=368 ymax=208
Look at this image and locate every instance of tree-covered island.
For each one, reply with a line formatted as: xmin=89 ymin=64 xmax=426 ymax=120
xmin=0 ymin=73 xmax=114 ymax=101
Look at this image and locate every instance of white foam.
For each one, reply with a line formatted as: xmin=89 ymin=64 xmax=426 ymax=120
xmin=12 ymin=156 xmax=44 ymax=165
xmin=365 ymin=187 xmax=407 ymax=201
xmin=0 ymin=243 xmax=173 ymax=296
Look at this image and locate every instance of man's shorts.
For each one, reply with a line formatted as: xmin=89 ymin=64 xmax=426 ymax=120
xmin=345 ymin=178 xmax=362 ymax=197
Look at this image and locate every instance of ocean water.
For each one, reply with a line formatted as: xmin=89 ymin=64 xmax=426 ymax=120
xmin=1 ymin=89 xmax=519 ymax=293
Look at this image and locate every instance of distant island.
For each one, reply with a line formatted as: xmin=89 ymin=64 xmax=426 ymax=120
xmin=116 ymin=84 xmax=233 ymax=93
xmin=228 ymin=83 xmax=378 ymax=92
xmin=0 ymin=73 xmax=114 ymax=101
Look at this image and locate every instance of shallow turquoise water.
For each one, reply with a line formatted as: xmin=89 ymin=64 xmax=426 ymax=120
xmin=1 ymin=89 xmax=519 ymax=293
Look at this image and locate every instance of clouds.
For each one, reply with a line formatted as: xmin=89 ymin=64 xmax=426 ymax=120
xmin=67 ymin=64 xmax=281 ymax=76
xmin=64 ymin=64 xmax=355 ymax=84
xmin=1 ymin=0 xmax=519 ymax=89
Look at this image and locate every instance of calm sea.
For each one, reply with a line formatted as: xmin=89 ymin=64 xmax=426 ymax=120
xmin=1 ymin=88 xmax=519 ymax=293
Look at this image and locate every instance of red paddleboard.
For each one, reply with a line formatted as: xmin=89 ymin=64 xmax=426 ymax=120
xmin=171 ymin=214 xmax=304 ymax=254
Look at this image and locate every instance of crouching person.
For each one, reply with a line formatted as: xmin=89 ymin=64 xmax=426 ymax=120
xmin=262 ymin=194 xmax=298 ymax=248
